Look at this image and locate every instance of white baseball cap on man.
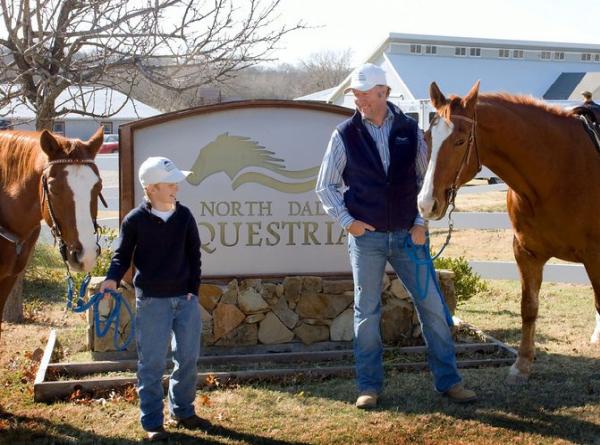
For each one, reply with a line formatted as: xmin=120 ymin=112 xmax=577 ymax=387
xmin=344 ymin=63 xmax=388 ymax=93
xmin=138 ymin=156 xmax=192 ymax=187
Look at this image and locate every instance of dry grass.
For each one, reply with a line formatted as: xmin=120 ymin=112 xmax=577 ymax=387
xmin=1 ymin=186 xmax=599 ymax=444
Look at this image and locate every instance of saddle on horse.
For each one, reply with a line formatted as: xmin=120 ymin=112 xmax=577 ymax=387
xmin=572 ymin=106 xmax=600 ymax=153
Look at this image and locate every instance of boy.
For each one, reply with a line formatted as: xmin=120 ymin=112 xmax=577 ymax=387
xmin=100 ymin=156 xmax=207 ymax=441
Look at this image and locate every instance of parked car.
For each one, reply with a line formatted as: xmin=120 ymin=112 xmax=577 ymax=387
xmin=99 ymin=133 xmax=119 ymax=153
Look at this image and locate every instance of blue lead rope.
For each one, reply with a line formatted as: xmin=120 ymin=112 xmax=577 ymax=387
xmin=402 ymin=237 xmax=454 ymax=327
xmin=66 ymin=274 xmax=135 ymax=351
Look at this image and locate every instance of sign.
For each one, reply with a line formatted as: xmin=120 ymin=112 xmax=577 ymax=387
xmin=120 ymin=101 xmax=353 ymax=277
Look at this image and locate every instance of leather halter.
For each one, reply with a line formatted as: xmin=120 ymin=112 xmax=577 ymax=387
xmin=41 ymin=158 xmax=106 ymax=264
xmin=446 ymin=113 xmax=482 ymax=206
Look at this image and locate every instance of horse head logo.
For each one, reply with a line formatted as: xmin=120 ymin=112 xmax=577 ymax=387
xmin=187 ymin=133 xmax=319 ymax=193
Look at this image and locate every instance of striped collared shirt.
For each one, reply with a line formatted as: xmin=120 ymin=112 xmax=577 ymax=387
xmin=315 ymin=104 xmax=428 ymax=229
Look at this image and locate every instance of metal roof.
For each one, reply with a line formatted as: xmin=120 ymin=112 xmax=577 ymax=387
xmin=0 ymin=85 xmax=161 ymax=120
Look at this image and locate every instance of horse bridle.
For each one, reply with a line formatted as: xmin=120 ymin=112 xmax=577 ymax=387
xmin=41 ymin=158 xmax=107 ymax=266
xmin=446 ymin=112 xmax=482 ymax=208
xmin=430 ymin=112 xmax=482 ymax=260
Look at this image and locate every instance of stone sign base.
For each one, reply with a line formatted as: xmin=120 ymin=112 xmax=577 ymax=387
xmin=87 ymin=272 xmax=455 ymax=352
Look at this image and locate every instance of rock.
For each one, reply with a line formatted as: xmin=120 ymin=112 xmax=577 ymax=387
xmin=390 ymin=279 xmax=411 ymax=300
xmin=382 ymin=273 xmax=391 ymax=291
xmin=261 ymin=283 xmax=279 ymax=305
xmin=240 ymin=278 xmax=262 ymax=292
xmin=238 ymin=287 xmax=269 ymax=314
xmin=437 ymin=269 xmax=457 ymax=315
xmin=215 ymin=323 xmax=258 ymax=346
xmin=198 ymin=284 xmax=222 ymax=312
xmin=302 ymin=318 xmax=331 ymax=326
xmin=220 ymin=279 xmax=239 ymax=305
xmin=330 ymin=308 xmax=354 ymax=341
xmin=271 ymin=296 xmax=299 ymax=329
xmin=200 ymin=305 xmax=214 ymax=345
xmin=412 ymin=324 xmax=422 ymax=338
xmin=296 ymin=293 xmax=353 ymax=319
xmin=275 ymin=283 xmax=284 ymax=298
xmin=381 ymin=299 xmax=414 ymax=343
xmin=245 ymin=313 xmax=266 ymax=324
xmin=212 ymin=303 xmax=245 ymax=341
xmin=322 ymin=280 xmax=354 ymax=294
xmin=294 ymin=323 xmax=329 ymax=345
xmin=302 ymin=276 xmax=322 ymax=295
xmin=258 ymin=312 xmax=294 ymax=344
xmin=283 ymin=277 xmax=302 ymax=308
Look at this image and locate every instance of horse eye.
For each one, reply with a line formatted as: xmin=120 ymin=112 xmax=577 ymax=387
xmin=454 ymin=139 xmax=466 ymax=146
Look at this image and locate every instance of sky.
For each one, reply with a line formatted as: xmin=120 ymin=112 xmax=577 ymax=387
xmin=271 ymin=0 xmax=600 ymax=65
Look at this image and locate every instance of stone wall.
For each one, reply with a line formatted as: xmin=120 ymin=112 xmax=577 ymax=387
xmin=87 ymin=272 xmax=455 ymax=352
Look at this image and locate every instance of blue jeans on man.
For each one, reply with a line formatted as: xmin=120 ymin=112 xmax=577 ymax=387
xmin=348 ymin=230 xmax=461 ymax=394
xmin=135 ymin=294 xmax=201 ymax=431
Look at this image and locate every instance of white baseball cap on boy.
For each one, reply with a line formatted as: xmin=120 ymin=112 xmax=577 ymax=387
xmin=138 ymin=156 xmax=192 ymax=187
xmin=344 ymin=63 xmax=388 ymax=93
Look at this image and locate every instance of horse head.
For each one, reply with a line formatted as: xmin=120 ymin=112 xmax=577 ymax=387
xmin=40 ymin=127 xmax=104 ymax=272
xmin=418 ymin=81 xmax=481 ymax=220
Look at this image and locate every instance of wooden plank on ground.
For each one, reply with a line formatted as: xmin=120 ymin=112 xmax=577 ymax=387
xmin=33 ymin=329 xmax=57 ymax=402
xmin=48 ymin=343 xmax=498 ymax=377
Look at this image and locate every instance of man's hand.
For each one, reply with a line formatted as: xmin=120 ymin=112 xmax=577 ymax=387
xmin=347 ymin=220 xmax=376 ymax=237
xmin=409 ymin=224 xmax=427 ymax=245
xmin=99 ymin=279 xmax=117 ymax=299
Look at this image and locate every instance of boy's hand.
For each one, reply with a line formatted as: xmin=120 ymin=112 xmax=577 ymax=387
xmin=186 ymin=293 xmax=195 ymax=301
xmin=99 ymin=279 xmax=117 ymax=299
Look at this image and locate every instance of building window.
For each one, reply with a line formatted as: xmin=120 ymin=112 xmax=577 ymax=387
xmin=469 ymin=47 xmax=481 ymax=57
xmin=512 ymin=49 xmax=524 ymax=59
xmin=498 ymin=48 xmax=510 ymax=58
xmin=53 ymin=121 xmax=65 ymax=135
xmin=455 ymin=47 xmax=466 ymax=56
xmin=101 ymin=121 xmax=113 ymax=134
xmin=425 ymin=45 xmax=437 ymax=55
xmin=406 ymin=112 xmax=419 ymax=122
xmin=554 ymin=51 xmax=564 ymax=60
xmin=410 ymin=44 xmax=422 ymax=54
xmin=541 ymin=51 xmax=551 ymax=60
xmin=595 ymin=54 xmax=600 ymax=62
xmin=581 ymin=53 xmax=591 ymax=61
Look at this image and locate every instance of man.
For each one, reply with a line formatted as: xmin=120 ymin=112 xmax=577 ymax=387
xmin=581 ymin=91 xmax=600 ymax=111
xmin=316 ymin=63 xmax=476 ymax=409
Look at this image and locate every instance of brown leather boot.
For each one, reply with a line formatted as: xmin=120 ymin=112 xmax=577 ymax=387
xmin=444 ymin=383 xmax=478 ymax=403
xmin=355 ymin=391 xmax=378 ymax=409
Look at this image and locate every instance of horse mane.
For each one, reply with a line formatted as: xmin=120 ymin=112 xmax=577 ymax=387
xmin=480 ymin=93 xmax=574 ymax=118
xmin=441 ymin=92 xmax=574 ymax=120
xmin=0 ymin=131 xmax=47 ymax=187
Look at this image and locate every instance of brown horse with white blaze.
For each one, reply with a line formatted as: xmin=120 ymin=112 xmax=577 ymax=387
xmin=0 ymin=127 xmax=104 ymax=337
xmin=417 ymin=81 xmax=600 ymax=384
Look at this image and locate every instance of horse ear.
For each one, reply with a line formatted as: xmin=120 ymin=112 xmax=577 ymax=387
xmin=86 ymin=126 xmax=104 ymax=157
xmin=462 ymin=80 xmax=480 ymax=111
xmin=429 ymin=82 xmax=447 ymax=109
xmin=40 ymin=130 xmax=64 ymax=159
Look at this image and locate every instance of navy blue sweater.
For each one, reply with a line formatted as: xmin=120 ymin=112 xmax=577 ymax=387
xmin=106 ymin=201 xmax=201 ymax=298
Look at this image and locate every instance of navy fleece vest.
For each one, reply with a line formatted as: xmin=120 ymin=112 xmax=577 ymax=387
xmin=338 ymin=104 xmax=419 ymax=231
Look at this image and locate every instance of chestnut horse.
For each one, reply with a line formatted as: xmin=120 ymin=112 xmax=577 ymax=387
xmin=0 ymin=127 xmax=104 ymax=337
xmin=418 ymin=81 xmax=600 ymax=385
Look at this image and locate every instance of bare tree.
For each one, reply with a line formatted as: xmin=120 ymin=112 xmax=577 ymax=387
xmin=299 ymin=49 xmax=352 ymax=93
xmin=0 ymin=0 xmax=305 ymax=130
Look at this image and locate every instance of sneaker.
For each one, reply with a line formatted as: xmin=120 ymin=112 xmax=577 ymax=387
xmin=169 ymin=414 xmax=212 ymax=430
xmin=444 ymin=383 xmax=478 ymax=404
xmin=145 ymin=426 xmax=169 ymax=441
xmin=355 ymin=391 xmax=378 ymax=409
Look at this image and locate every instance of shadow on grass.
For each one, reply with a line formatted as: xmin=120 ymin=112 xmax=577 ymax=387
xmin=0 ymin=407 xmax=311 ymax=445
xmin=256 ymin=344 xmax=600 ymax=445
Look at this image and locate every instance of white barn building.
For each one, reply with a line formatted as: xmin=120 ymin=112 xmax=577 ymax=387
xmin=0 ymin=86 xmax=160 ymax=139
xmin=299 ymin=33 xmax=600 ymax=128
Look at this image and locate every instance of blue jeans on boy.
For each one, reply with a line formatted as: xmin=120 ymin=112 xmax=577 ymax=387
xmin=135 ymin=294 xmax=201 ymax=431
xmin=348 ymin=230 xmax=461 ymax=394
